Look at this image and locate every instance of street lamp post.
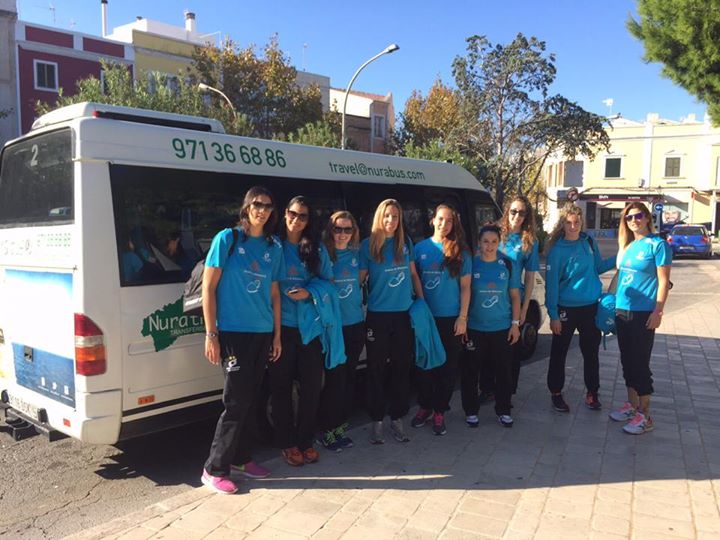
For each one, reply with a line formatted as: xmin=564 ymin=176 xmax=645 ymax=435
xmin=341 ymin=44 xmax=399 ymax=150
xmin=198 ymin=82 xmax=238 ymax=124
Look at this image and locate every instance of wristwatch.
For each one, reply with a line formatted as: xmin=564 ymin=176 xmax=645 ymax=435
xmin=511 ymin=320 xmax=520 ymax=326
xmin=205 ymin=331 xmax=218 ymax=338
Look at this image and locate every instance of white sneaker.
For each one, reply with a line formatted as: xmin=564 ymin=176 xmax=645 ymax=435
xmin=390 ymin=418 xmax=410 ymax=443
xmin=497 ymin=414 xmax=514 ymax=428
xmin=369 ymin=421 xmax=384 ymax=445
xmin=609 ymin=401 xmax=636 ymax=422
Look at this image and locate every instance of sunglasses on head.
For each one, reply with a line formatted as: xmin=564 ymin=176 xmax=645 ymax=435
xmin=250 ymin=201 xmax=273 ymax=211
xmin=286 ymin=209 xmax=309 ymax=222
xmin=625 ymin=212 xmax=645 ymax=222
xmin=509 ymin=209 xmax=527 ymax=217
xmin=333 ymin=226 xmax=354 ymax=235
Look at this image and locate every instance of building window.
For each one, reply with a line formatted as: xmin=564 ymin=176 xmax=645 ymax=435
xmin=34 ymin=60 xmax=58 ymax=92
xmin=373 ymin=115 xmax=385 ymax=139
xmin=604 ymin=157 xmax=622 ymax=178
xmin=600 ymin=208 xmax=622 ymax=229
xmin=664 ymin=156 xmax=681 ymax=177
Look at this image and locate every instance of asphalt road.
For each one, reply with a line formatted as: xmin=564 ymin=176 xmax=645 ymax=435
xmin=1 ymin=251 xmax=718 ymax=539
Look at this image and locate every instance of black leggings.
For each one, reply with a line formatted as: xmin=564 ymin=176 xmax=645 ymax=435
xmin=416 ymin=317 xmax=462 ymax=413
xmin=461 ymin=328 xmax=513 ymax=416
xmin=616 ymin=310 xmax=655 ymax=396
xmin=268 ymin=326 xmax=324 ymax=451
xmin=204 ymin=331 xmax=271 ymax=476
xmin=547 ymin=303 xmax=601 ymax=394
xmin=318 ymin=322 xmax=365 ymax=431
xmin=365 ymin=310 xmax=414 ymax=421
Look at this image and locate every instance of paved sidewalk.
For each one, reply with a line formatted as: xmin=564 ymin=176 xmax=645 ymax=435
xmin=67 ymin=296 xmax=720 ymax=540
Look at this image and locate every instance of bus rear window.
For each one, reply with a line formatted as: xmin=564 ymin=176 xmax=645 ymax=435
xmin=0 ymin=129 xmax=73 ymax=228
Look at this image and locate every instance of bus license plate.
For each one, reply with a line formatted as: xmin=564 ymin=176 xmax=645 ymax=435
xmin=8 ymin=393 xmax=40 ymax=420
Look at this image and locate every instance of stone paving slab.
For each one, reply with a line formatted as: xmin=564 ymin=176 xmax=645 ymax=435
xmin=65 ymin=295 xmax=720 ymax=540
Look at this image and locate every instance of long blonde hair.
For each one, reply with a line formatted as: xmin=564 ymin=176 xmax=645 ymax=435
xmin=618 ymin=202 xmax=654 ymax=250
xmin=323 ymin=210 xmax=360 ymax=261
xmin=499 ymin=195 xmax=536 ymax=253
xmin=370 ymin=199 xmax=406 ymax=263
xmin=546 ymin=203 xmax=584 ymax=253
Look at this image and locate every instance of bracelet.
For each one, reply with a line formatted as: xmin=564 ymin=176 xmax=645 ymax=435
xmin=511 ymin=320 xmax=520 ymax=326
xmin=458 ymin=315 xmax=468 ymax=321
xmin=205 ymin=331 xmax=218 ymax=338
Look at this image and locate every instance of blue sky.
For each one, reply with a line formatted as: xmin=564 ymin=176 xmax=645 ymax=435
xmin=17 ymin=0 xmax=705 ymax=123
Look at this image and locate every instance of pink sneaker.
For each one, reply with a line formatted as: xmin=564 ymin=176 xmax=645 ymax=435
xmin=609 ymin=401 xmax=636 ymax=422
xmin=201 ymin=470 xmax=238 ymax=494
xmin=622 ymin=412 xmax=654 ymax=435
xmin=230 ymin=461 xmax=270 ymax=479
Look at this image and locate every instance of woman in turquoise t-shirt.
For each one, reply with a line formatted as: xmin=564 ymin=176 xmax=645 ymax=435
xmin=462 ymin=224 xmax=521 ymax=428
xmin=201 ymin=185 xmax=283 ymax=494
xmin=359 ymin=199 xmax=424 ymax=445
xmin=411 ymin=204 xmax=471 ymax=436
xmin=317 ymin=210 xmax=363 ymax=452
xmin=609 ymin=202 xmax=672 ymax=435
xmin=498 ymin=195 xmax=540 ymax=395
xmin=271 ymin=195 xmax=333 ymax=467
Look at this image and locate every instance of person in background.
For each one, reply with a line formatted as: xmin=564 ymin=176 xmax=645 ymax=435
xmin=411 ymin=204 xmax=471 ymax=436
xmin=360 ymin=199 xmax=424 ymax=444
xmin=201 ymin=186 xmax=283 ymax=495
xmin=318 ymin=210 xmax=364 ymax=452
xmin=462 ymin=224 xmax=520 ymax=428
xmin=271 ymin=196 xmax=334 ymax=466
xmin=498 ymin=195 xmax=540 ymax=395
xmin=609 ymin=202 xmax=671 ymax=435
xmin=544 ymin=204 xmax=615 ymax=413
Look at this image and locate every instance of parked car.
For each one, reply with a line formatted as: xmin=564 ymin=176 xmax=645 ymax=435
xmin=666 ymin=224 xmax=714 ymax=258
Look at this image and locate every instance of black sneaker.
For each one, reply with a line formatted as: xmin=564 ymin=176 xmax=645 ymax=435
xmin=585 ymin=391 xmax=602 ymax=410
xmin=551 ymin=393 xmax=570 ymax=413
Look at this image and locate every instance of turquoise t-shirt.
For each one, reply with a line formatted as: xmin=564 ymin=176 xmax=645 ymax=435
xmin=414 ymin=237 xmax=472 ymax=317
xmin=205 ymin=228 xmax=285 ymax=333
xmin=280 ymin=240 xmax=333 ymax=327
xmin=468 ymin=255 xmax=521 ymax=332
xmin=616 ymin=234 xmax=672 ymax=312
xmin=499 ymin=233 xmax=539 ymax=299
xmin=331 ymin=247 xmax=364 ymax=326
xmin=359 ymin=236 xmax=414 ymax=312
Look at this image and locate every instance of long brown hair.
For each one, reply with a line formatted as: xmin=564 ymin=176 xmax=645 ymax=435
xmin=238 ymin=185 xmax=277 ymax=245
xmin=546 ymin=203 xmax=584 ymax=253
xmin=323 ymin=210 xmax=360 ymax=261
xmin=282 ymin=195 xmax=321 ymax=276
xmin=432 ymin=204 xmax=468 ymax=278
xmin=499 ymin=195 xmax=536 ymax=253
xmin=369 ymin=199 xmax=406 ymax=263
xmin=618 ymin=202 xmax=654 ymax=250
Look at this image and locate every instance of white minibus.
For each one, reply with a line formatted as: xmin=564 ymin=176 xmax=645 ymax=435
xmin=0 ymin=103 xmax=542 ymax=444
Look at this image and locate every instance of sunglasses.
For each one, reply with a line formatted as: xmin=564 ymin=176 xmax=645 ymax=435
xmin=286 ymin=209 xmax=309 ymax=223
xmin=509 ymin=209 xmax=527 ymax=217
xmin=625 ymin=212 xmax=645 ymax=222
xmin=250 ymin=201 xmax=273 ymax=211
xmin=333 ymin=226 xmax=354 ymax=235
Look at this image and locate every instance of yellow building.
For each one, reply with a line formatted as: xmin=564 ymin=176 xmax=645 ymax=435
xmin=544 ymin=113 xmax=720 ymax=236
xmin=107 ymin=11 xmax=213 ymax=82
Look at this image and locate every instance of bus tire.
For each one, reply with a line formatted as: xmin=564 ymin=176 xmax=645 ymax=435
xmin=518 ymin=300 xmax=540 ymax=360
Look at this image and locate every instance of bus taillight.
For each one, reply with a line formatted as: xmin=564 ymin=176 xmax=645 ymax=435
xmin=74 ymin=314 xmax=106 ymax=376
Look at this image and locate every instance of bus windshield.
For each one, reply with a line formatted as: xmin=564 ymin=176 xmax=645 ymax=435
xmin=0 ymin=129 xmax=73 ymax=228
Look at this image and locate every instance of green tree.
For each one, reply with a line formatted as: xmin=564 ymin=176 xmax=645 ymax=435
xmin=286 ymin=118 xmax=341 ymax=148
xmin=451 ymin=34 xmax=609 ymax=207
xmin=192 ymin=35 xmax=323 ymax=139
xmin=628 ymin=0 xmax=720 ymax=124
xmin=396 ymin=79 xmax=461 ymax=149
xmin=36 ymin=61 xmax=253 ymax=135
